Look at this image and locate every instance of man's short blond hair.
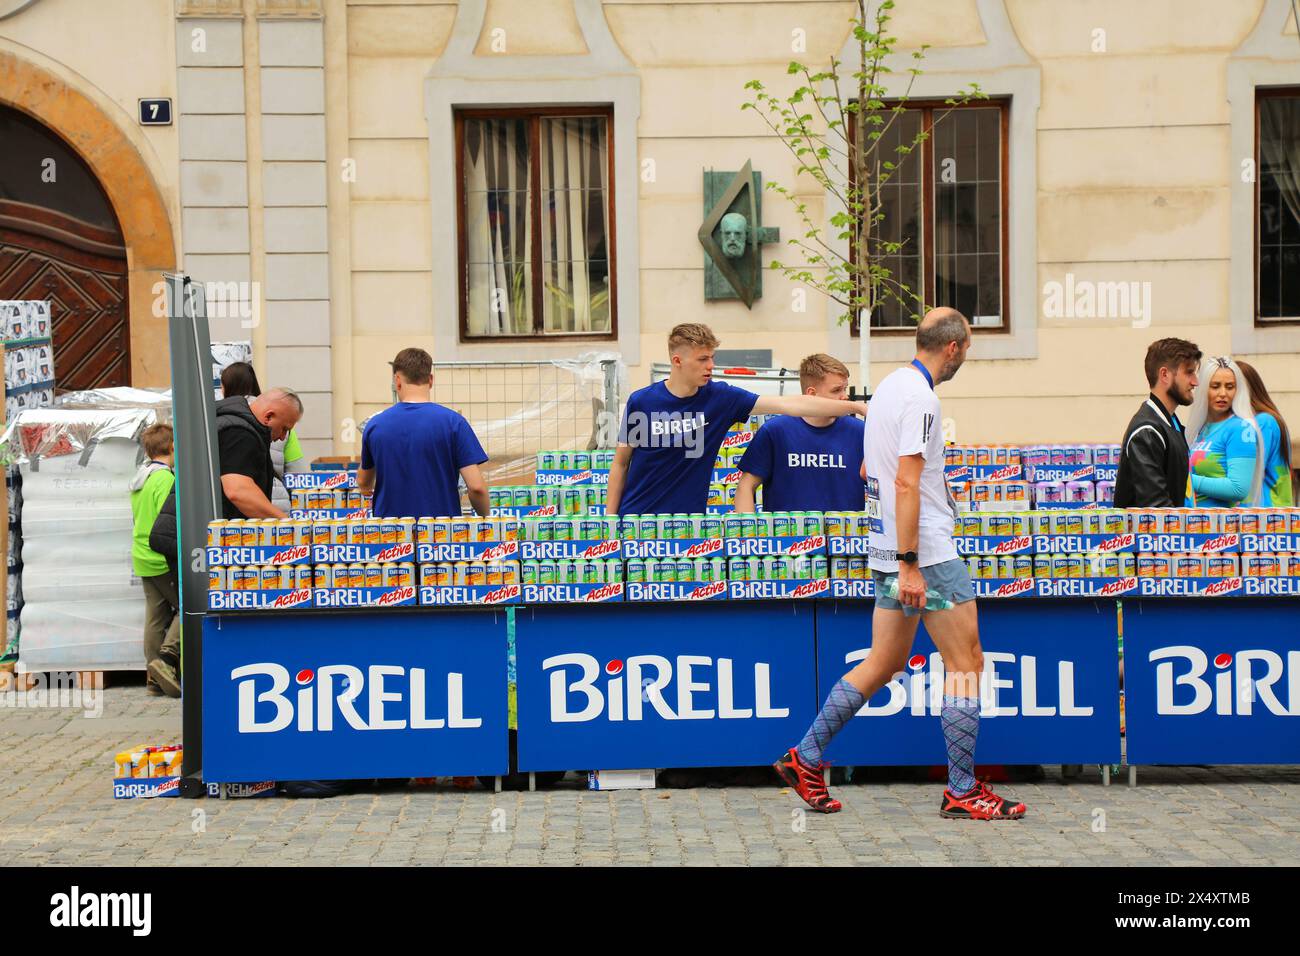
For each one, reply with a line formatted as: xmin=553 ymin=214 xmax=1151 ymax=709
xmin=799 ymin=353 xmax=850 ymax=392
xmin=668 ymin=323 xmax=719 ymax=354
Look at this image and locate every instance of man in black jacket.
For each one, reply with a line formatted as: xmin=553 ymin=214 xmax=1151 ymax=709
xmin=1115 ymin=338 xmax=1201 ymax=508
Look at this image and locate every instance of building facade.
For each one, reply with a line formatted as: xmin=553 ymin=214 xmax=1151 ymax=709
xmin=2 ymin=0 xmax=1298 ymax=460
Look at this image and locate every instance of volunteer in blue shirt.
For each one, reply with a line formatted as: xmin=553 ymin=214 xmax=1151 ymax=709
xmin=733 ymin=353 xmax=866 ymax=513
xmin=606 ymin=324 xmax=867 ymax=516
xmin=357 ymin=347 xmax=491 ymax=518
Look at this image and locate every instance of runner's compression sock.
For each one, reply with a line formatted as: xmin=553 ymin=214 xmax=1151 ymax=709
xmin=941 ymin=695 xmax=980 ymax=796
xmin=796 ymin=679 xmax=867 ymax=767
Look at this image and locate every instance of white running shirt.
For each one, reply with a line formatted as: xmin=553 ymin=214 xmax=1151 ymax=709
xmin=863 ymin=364 xmax=959 ymax=571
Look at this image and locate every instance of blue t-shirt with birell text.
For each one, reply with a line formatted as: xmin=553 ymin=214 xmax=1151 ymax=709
xmin=361 ymin=402 xmax=488 ymax=518
xmin=737 ymin=414 xmax=866 ymax=512
xmin=617 ymin=379 xmax=759 ymax=514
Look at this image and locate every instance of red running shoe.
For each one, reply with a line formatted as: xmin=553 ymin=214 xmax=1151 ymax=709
xmin=939 ymin=780 xmax=1027 ymax=820
xmin=773 ymin=748 xmax=842 ymax=813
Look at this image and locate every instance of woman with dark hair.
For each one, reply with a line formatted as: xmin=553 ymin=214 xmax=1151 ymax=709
xmin=1236 ymin=361 xmax=1294 ymax=506
xmin=220 ymin=361 xmax=261 ymax=398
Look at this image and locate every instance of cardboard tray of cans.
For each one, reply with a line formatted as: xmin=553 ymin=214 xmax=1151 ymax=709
xmin=1133 ymin=533 xmax=1242 ymax=554
xmin=519 ymin=539 xmax=622 ymax=560
xmin=626 ymin=580 xmax=729 ymax=602
xmin=291 ymin=508 xmax=371 ymax=520
xmin=1240 ymin=532 xmax=1300 ymax=552
xmin=312 ymin=541 xmax=416 ymax=564
xmin=113 ymin=777 xmax=180 ymax=799
xmin=207 ymin=544 xmax=312 ymax=566
xmin=523 ymin=582 xmax=625 ymax=604
xmin=728 ymin=578 xmax=830 ymax=600
xmin=624 ymin=537 xmax=726 ymax=560
xmin=418 ymin=540 xmax=521 ymax=562
xmin=726 ymin=556 xmax=829 ymax=600
xmin=724 ymin=535 xmax=827 ymax=557
xmin=534 ymin=469 xmax=608 ymax=486
xmin=315 ymin=585 xmax=418 ymax=608
xmin=209 ymin=587 xmax=315 ymax=611
xmin=624 ymin=556 xmax=728 ymax=601
xmin=1024 ymin=464 xmax=1119 ymax=483
xmin=284 ymin=470 xmax=355 ymax=490
xmin=419 ymin=583 xmax=521 ymax=606
xmin=945 ymin=464 xmax=1024 ymax=482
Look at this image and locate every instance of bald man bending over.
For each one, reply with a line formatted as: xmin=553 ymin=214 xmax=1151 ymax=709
xmin=774 ymin=308 xmax=1028 ymax=821
xmin=217 ymin=387 xmax=304 ymax=519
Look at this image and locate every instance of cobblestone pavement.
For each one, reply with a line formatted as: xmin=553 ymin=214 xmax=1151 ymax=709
xmin=2 ymin=681 xmax=1297 ymax=867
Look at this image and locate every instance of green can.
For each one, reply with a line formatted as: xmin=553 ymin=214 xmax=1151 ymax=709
xmin=538 ymin=451 xmax=556 ymax=470
xmin=522 ymin=562 xmax=538 ymax=585
xmin=765 ymin=556 xmax=785 ymax=580
xmin=627 ymin=558 xmax=646 ymax=583
xmin=800 ymin=512 xmax=823 ymax=536
xmin=638 ymin=515 xmax=659 ymax=540
xmin=553 ymin=519 xmax=572 ymax=541
xmin=581 ymin=560 xmax=601 ymax=584
xmin=535 ymin=519 xmax=553 ymax=542
xmin=602 ymin=516 xmax=620 ymax=540
xmin=698 ymin=559 xmax=715 ymax=583
xmin=739 ymin=515 xmax=758 ymax=538
xmin=538 ymin=562 xmax=556 ymax=585
xmin=672 ymin=513 xmax=691 ymax=540
xmin=561 ymin=560 xmax=580 ymax=585
xmin=811 ymin=555 xmax=829 ymax=579
xmin=773 ymin=512 xmax=796 ymax=537
xmin=618 ymin=517 xmax=637 ymax=541
xmin=700 ymin=515 xmax=723 ymax=539
xmin=652 ymin=558 xmax=675 ymax=583
xmin=609 ymin=562 xmax=624 ymax=583
xmin=750 ymin=556 xmax=764 ymax=581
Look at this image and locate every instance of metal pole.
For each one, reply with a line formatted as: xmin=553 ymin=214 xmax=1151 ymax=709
xmin=166 ymin=275 xmax=221 ymax=799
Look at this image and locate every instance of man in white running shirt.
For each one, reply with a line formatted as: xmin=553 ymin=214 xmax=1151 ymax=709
xmin=774 ymin=308 xmax=1027 ymax=820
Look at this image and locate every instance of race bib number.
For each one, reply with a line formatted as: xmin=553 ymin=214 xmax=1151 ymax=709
xmin=864 ymin=476 xmax=884 ymax=533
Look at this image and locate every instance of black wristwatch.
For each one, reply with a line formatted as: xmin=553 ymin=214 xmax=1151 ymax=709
xmin=898 ymin=550 xmax=919 ymax=565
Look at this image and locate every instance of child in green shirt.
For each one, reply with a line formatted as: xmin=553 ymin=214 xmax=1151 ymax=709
xmin=130 ymin=423 xmax=180 ymax=697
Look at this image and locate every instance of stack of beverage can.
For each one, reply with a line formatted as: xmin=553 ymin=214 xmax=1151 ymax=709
xmin=414 ymin=516 xmax=521 ymax=543
xmin=1134 ymin=553 xmax=1247 ymax=578
xmin=289 ymin=488 xmax=368 ymax=511
xmin=209 ymin=517 xmax=313 ymax=547
xmin=536 ymin=450 xmax=616 ymax=471
xmin=943 ymin=445 xmax=1024 ymax=467
xmin=520 ymin=559 xmax=624 ymax=585
xmin=488 ymin=485 xmax=606 ymax=513
xmin=627 ymin=557 xmax=728 ymax=583
xmin=722 ymin=512 xmax=825 ymax=537
xmin=828 ymin=557 xmax=870 ymax=580
xmin=728 ymin=555 xmax=828 ymax=580
xmin=521 ymin=516 xmax=620 ymax=541
xmin=307 ymin=516 xmax=417 ymax=546
xmin=1127 ymin=507 xmax=1300 ymax=536
xmin=823 ymin=512 xmax=872 ymax=536
xmin=618 ymin=513 xmax=726 ymax=539
xmin=706 ymin=482 xmax=741 ymax=508
xmin=418 ymin=561 xmax=522 ymax=586
xmin=211 ymin=564 xmax=315 ymax=591
xmin=968 ymin=481 xmax=1032 ymax=509
xmin=312 ymin=563 xmax=417 ymax=589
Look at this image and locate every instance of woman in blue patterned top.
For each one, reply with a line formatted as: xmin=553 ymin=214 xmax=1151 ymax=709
xmin=1237 ymin=361 xmax=1294 ymax=507
xmin=1183 ymin=357 xmax=1264 ymax=508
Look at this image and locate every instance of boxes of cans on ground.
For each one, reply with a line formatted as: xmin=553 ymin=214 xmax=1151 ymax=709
xmin=722 ymin=511 xmax=827 ymax=556
xmin=206 ymin=780 xmax=278 ymax=799
xmin=521 ymin=559 xmax=625 ymax=603
xmin=518 ymin=515 xmax=622 ymax=561
xmin=620 ymin=513 xmax=726 ymax=560
xmin=625 ymin=557 xmax=729 ymax=601
xmin=828 ymin=556 xmax=876 ymax=599
xmin=208 ymin=563 xmax=316 ymax=610
xmin=825 ymin=511 xmax=872 ymax=556
xmin=727 ymin=555 xmax=829 ymax=600
xmin=415 ymin=515 xmax=522 ymax=562
xmin=206 ymin=519 xmax=314 ymax=570
xmin=418 ymin=560 xmax=522 ymax=606
xmin=112 ymin=744 xmax=182 ymax=799
xmin=310 ymin=515 xmax=417 ymax=564
xmin=313 ymin=560 xmax=419 ymax=608
xmin=588 ymin=769 xmax=656 ymax=791
xmin=534 ymin=449 xmax=612 ymax=486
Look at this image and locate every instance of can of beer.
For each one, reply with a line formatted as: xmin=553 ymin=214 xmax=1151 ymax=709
xmin=484 ymin=564 xmax=503 ymax=587
xmin=1174 ymin=554 xmax=1205 ymax=577
xmin=343 ymin=564 xmax=363 ymax=589
xmin=646 ymin=558 xmax=669 ymax=584
xmin=579 ymin=518 xmax=603 ymax=541
xmin=1237 ymin=510 xmax=1260 ymax=535
xmin=1029 ymin=554 xmax=1050 ymax=579
xmin=555 ymin=518 xmax=575 ymax=542
xmin=573 ymin=451 xmax=591 ymax=471
xmin=256 ymin=565 xmax=278 ymax=590
xmin=626 ymin=558 xmax=646 ymax=584
xmin=986 ymin=515 xmax=1013 ymax=537
xmin=829 ymin=557 xmax=847 ymax=580
xmin=1008 ymin=554 xmax=1032 ymax=579
xmin=1064 ymin=512 xmax=1085 ymax=537
xmin=1206 ymin=554 xmax=1239 ymax=577
xmin=772 ymin=512 xmax=795 ymax=537
xmin=520 ymin=562 xmax=537 ymax=586
xmin=293 ymin=565 xmax=313 ymax=590
xmin=638 ymin=515 xmax=659 ymax=540
xmin=975 ymin=555 xmax=997 ymax=580
xmin=1285 ymin=554 xmax=1300 ymax=577
xmin=1288 ymin=509 xmax=1300 ymax=534
xmin=208 ymin=566 xmax=227 ymax=591
xmin=994 ymin=555 xmax=1014 ymax=579
xmin=1159 ymin=510 xmax=1184 ymax=535
xmin=844 ymin=557 xmax=863 ymax=581
xmin=824 ymin=512 xmax=846 ymax=537
xmin=811 ymin=554 xmax=828 ymax=579
xmin=382 ymin=564 xmax=401 ymax=587
xmin=697 ymin=515 xmax=721 ymax=539
xmin=1183 ymin=509 xmax=1213 ymax=535
xmin=578 ymin=560 xmax=599 ymax=584
xmin=535 ymin=561 xmax=555 ymax=586
xmin=561 ymin=487 xmax=582 ymax=515
xmin=736 ymin=515 xmax=756 ymax=539
xmin=447 ymin=519 xmax=468 ymax=543
xmin=464 ymin=563 xmax=484 ymax=586
xmin=1263 ymin=509 xmax=1287 ymax=534
xmin=1117 ymin=552 xmax=1137 ymax=577
xmin=207 ymin=520 xmax=226 ymax=547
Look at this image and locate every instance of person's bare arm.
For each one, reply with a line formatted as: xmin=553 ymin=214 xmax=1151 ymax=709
xmin=733 ymin=473 xmax=761 ymax=513
xmin=604 ymin=444 xmax=634 ymax=515
xmin=894 ymin=454 xmax=926 ymax=609
xmin=460 ymin=463 xmax=490 ymax=517
xmin=355 ymin=467 xmax=375 ymax=497
xmin=753 ymin=395 xmax=868 ymax=419
xmin=221 ymin=473 xmax=286 ymax=518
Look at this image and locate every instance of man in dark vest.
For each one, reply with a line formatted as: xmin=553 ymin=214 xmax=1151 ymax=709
xmin=146 ymin=388 xmax=302 ymax=696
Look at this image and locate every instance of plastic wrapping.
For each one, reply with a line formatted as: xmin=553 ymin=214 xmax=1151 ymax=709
xmin=54 ymin=386 xmax=173 ymax=420
xmin=436 ymin=352 xmax=626 ymax=486
xmin=0 ymin=406 xmax=161 ymax=467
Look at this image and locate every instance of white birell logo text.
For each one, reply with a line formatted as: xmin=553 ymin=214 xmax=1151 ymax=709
xmin=847 ymin=650 xmax=1094 ymax=716
xmin=542 ymin=654 xmax=789 ymax=722
xmin=1149 ymin=646 xmax=1300 ymax=716
xmin=232 ymin=664 xmax=482 ymax=732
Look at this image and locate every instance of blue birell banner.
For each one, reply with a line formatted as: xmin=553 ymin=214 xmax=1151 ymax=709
xmin=203 ymin=610 xmax=509 ymax=780
xmin=515 ymin=601 xmax=817 ymax=771
xmin=1123 ymin=599 xmax=1300 ymax=765
xmin=814 ymin=600 xmax=1122 ymax=765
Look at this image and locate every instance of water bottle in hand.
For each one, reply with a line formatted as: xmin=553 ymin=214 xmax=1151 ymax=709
xmin=878 ymin=573 xmax=954 ymax=611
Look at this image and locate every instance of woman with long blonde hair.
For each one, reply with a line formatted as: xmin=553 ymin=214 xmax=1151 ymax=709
xmin=1183 ymin=356 xmax=1264 ymax=508
xmin=1236 ymin=361 xmax=1294 ymax=506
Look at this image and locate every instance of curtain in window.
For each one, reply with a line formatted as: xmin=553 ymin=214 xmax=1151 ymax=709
xmin=1261 ymin=98 xmax=1300 ymax=236
xmin=464 ymin=118 xmax=531 ymax=335
xmin=541 ymin=117 xmax=610 ymax=334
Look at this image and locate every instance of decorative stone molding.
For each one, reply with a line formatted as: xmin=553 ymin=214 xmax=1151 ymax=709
xmin=175 ymin=0 xmax=243 ymax=18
